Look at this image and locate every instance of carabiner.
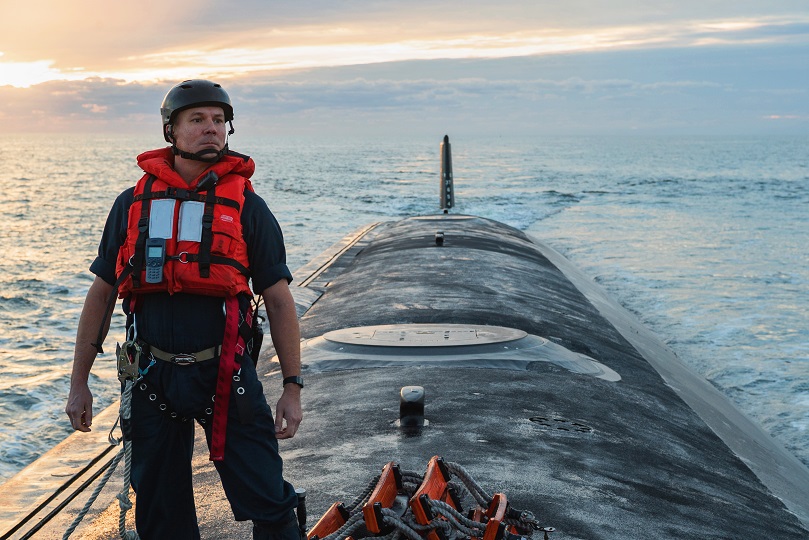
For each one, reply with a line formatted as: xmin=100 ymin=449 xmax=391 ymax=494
xmin=126 ymin=313 xmax=139 ymax=342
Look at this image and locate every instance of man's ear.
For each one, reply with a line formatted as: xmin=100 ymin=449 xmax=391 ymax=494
xmin=165 ymin=124 xmax=174 ymax=142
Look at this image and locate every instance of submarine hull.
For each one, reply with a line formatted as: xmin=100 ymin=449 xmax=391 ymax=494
xmin=285 ymin=214 xmax=809 ymax=539
xmin=3 ymin=214 xmax=809 ymax=539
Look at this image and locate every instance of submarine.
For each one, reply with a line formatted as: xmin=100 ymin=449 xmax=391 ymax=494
xmin=2 ymin=136 xmax=809 ymax=539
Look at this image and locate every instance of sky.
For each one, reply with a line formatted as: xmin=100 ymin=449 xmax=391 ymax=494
xmin=1 ymin=0 xmax=808 ymax=137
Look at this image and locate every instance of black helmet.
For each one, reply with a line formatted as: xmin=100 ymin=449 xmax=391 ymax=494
xmin=160 ymin=79 xmax=234 ymax=143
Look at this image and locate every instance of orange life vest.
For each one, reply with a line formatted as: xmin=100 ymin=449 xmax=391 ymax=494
xmin=115 ymin=147 xmax=255 ymax=298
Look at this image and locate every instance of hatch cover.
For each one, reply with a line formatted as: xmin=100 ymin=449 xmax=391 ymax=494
xmin=294 ymin=323 xmax=621 ymax=381
xmin=324 ymin=324 xmax=527 ymax=347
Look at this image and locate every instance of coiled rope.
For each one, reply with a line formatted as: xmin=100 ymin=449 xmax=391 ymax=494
xmin=314 ymin=459 xmax=553 ymax=540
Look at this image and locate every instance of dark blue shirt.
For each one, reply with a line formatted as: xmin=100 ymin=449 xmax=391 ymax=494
xmin=90 ymin=187 xmax=292 ymax=352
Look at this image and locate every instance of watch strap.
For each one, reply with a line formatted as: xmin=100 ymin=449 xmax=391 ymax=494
xmin=283 ymin=375 xmax=304 ymax=389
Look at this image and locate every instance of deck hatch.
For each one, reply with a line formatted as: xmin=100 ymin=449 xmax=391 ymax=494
xmin=293 ymin=324 xmax=621 ymax=381
xmin=327 ymin=325 xmax=527 ymax=347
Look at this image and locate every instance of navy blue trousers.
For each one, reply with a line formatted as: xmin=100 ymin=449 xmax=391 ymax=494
xmin=128 ymin=355 xmax=298 ymax=540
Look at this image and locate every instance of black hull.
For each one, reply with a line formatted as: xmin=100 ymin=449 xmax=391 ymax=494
xmin=3 ymin=214 xmax=808 ymax=539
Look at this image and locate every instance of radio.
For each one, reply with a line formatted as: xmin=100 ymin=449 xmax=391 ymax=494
xmin=145 ymin=237 xmax=167 ymax=284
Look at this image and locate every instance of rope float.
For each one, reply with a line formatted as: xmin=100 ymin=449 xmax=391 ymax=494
xmin=306 ymin=456 xmax=555 ymax=540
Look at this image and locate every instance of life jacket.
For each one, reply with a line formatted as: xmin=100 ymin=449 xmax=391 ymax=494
xmin=115 ymin=147 xmax=255 ymax=299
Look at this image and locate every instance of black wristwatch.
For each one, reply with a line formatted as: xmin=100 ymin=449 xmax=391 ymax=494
xmin=283 ymin=376 xmax=304 ymax=389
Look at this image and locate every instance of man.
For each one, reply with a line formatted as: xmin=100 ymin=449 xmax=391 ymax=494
xmin=65 ymin=79 xmax=304 ymax=540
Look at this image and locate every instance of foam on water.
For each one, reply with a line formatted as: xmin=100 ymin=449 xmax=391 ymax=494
xmin=0 ymin=133 xmax=806 ymax=483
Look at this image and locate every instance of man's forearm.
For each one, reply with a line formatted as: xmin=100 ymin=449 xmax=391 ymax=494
xmin=66 ymin=276 xmax=115 ymax=431
xmin=262 ymin=279 xmax=303 ymax=438
xmin=263 ymin=280 xmax=301 ymax=377
xmin=72 ymin=277 xmax=115 ymax=384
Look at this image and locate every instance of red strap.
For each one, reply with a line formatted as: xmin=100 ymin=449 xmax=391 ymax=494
xmin=210 ymin=296 xmax=241 ymax=461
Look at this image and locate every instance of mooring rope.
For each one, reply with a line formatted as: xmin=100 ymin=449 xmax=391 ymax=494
xmin=422 ymin=499 xmax=485 ymax=537
xmin=319 ymin=512 xmax=367 ymax=540
xmin=378 ymin=508 xmax=431 ymax=540
xmin=309 ymin=458 xmax=554 ymax=540
xmin=444 ymin=461 xmax=492 ymax=508
xmin=347 ymin=473 xmax=382 ymax=512
xmin=61 ymin=446 xmax=123 ymax=539
xmin=116 ymin=379 xmax=139 ymax=539
xmin=62 ymin=380 xmax=139 ymax=539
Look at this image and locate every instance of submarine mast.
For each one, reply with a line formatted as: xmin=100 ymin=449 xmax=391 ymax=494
xmin=439 ymin=135 xmax=454 ymax=213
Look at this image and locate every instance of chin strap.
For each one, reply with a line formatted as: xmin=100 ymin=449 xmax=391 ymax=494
xmin=172 ymin=143 xmax=230 ymax=163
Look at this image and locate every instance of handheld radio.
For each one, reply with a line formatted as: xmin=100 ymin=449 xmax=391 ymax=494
xmin=144 ymin=237 xmax=167 ymax=283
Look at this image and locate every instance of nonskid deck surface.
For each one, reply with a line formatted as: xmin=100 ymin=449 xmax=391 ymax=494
xmin=289 ymin=215 xmax=808 ymax=538
xmin=3 ymin=214 xmax=808 ymax=539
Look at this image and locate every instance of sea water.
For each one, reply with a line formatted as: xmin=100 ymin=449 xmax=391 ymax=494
xmin=0 ymin=133 xmax=806 ymax=483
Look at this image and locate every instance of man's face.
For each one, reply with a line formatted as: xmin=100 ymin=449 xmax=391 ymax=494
xmin=171 ymin=106 xmax=227 ymax=156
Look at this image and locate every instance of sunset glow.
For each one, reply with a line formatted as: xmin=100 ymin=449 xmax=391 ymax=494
xmin=0 ymin=57 xmax=68 ymax=88
xmin=1 ymin=16 xmax=806 ymax=88
xmin=0 ymin=2 xmax=806 ymax=135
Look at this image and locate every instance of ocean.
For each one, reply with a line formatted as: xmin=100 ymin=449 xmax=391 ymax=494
xmin=0 ymin=133 xmax=806 ymax=484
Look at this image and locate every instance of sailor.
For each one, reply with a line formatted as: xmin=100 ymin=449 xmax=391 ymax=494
xmin=65 ymin=79 xmax=304 ymax=540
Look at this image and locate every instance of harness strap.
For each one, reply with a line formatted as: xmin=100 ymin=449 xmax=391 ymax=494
xmin=139 ymin=340 xmax=221 ymax=363
xmin=133 ymin=189 xmax=241 ymax=211
xmin=134 ymin=367 xmax=253 ymax=428
xmin=135 ymin=376 xmax=201 ymax=423
xmin=210 ymin=295 xmax=241 ymax=461
xmin=131 ymin=175 xmax=157 ymax=289
xmin=232 ymin=299 xmax=256 ymax=424
xmin=171 ymin=253 xmax=250 ymax=276
xmin=198 ymin=185 xmax=217 ymax=278
xmin=133 ymin=356 xmax=251 ymax=427
xmin=112 ymin=295 xmax=255 ymax=460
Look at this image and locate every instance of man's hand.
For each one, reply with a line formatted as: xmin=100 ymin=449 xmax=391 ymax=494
xmin=66 ymin=276 xmax=114 ymax=433
xmin=65 ymin=382 xmax=94 ymax=432
xmin=274 ymin=385 xmax=302 ymax=439
xmin=262 ymin=279 xmax=303 ymax=440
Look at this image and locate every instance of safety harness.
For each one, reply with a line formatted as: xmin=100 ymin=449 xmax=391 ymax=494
xmin=117 ymin=293 xmax=262 ymax=460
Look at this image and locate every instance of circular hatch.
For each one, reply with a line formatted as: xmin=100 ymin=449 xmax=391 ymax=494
xmin=323 ymin=324 xmax=528 ymax=348
xmin=294 ymin=323 xmax=620 ymax=381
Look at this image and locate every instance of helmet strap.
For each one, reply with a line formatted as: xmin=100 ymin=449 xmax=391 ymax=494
xmin=172 ymin=143 xmax=230 ymax=163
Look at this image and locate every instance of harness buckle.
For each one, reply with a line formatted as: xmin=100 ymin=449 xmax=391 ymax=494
xmin=171 ymin=353 xmax=197 ymax=365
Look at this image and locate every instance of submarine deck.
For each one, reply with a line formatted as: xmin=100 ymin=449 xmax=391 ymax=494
xmin=3 ymin=214 xmax=809 ymax=539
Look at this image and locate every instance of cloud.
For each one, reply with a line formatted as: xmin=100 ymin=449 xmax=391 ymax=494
xmin=2 ymin=7 xmax=808 ymax=88
xmin=226 ymin=45 xmax=808 ymax=136
xmin=3 ymin=46 xmax=806 ymax=136
xmin=764 ymin=114 xmax=806 ymax=120
xmin=82 ymin=103 xmax=109 ymax=114
xmin=0 ymin=79 xmax=161 ymax=132
xmin=1 ymin=3 xmax=807 ymax=136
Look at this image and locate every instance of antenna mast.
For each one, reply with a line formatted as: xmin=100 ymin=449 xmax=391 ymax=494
xmin=440 ymin=135 xmax=454 ymax=213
